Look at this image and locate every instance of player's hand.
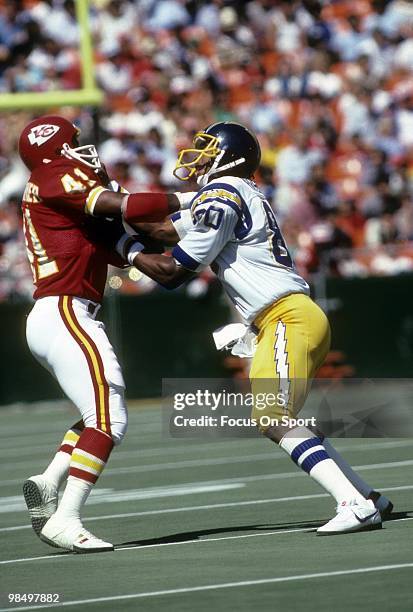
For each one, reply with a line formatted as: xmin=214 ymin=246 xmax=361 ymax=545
xmin=116 ymin=234 xmax=143 ymax=263
xmin=115 ymin=233 xmax=163 ymax=266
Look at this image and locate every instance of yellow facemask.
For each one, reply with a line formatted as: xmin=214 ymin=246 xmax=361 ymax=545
xmin=173 ymin=132 xmax=221 ymax=181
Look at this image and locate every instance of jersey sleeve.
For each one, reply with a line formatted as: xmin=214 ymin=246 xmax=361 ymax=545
xmin=171 ymin=188 xmax=239 ymax=272
xmin=170 ymin=209 xmax=194 ymax=239
xmin=35 ymin=163 xmax=109 ymax=216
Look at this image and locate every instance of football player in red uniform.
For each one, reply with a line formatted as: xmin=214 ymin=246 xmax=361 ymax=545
xmin=19 ymin=115 xmax=185 ymax=553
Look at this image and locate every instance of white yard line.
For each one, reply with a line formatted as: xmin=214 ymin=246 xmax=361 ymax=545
xmin=78 ymin=484 xmax=413 ymax=524
xmin=111 ymin=438 xmax=412 ymax=458
xmin=0 ymin=438 xmax=410 ymax=461
xmin=1 ymin=507 xmax=412 ymax=563
xmin=2 ymin=459 xmax=412 ymax=514
xmin=3 ymin=454 xmax=413 ymax=490
xmin=1 ymin=492 xmax=328 ymax=533
xmin=0 ymin=527 xmax=313 ymax=566
xmin=105 ymin=455 xmax=413 ymax=477
xmin=0 ymin=563 xmax=412 ymax=610
xmin=1 ymin=439 xmax=411 ymax=473
xmin=1 ymin=480 xmax=412 ymax=533
xmin=0 ymin=483 xmax=245 ymax=514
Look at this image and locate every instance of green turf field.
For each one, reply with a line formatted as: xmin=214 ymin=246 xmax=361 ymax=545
xmin=0 ymin=401 xmax=412 ymax=611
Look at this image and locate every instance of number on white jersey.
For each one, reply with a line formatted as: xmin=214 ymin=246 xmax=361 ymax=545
xmin=193 ymin=205 xmax=224 ymax=229
xmin=263 ymin=201 xmax=293 ymax=268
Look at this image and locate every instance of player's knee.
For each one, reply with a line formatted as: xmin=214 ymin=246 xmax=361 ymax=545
xmin=110 ymin=414 xmax=128 ymax=445
xmin=109 ymin=384 xmax=128 ymax=446
xmin=81 ymin=384 xmax=128 ymax=445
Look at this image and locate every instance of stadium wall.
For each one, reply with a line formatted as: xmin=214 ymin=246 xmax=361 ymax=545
xmin=1 ymin=290 xmax=231 ymax=405
xmin=2 ymin=275 xmax=413 ymax=405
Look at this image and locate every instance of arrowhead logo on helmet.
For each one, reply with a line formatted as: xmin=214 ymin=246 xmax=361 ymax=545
xmin=19 ymin=115 xmax=102 ymax=172
xmin=28 ymin=124 xmax=61 ymax=147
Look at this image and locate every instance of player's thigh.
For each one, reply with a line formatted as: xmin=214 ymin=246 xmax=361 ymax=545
xmin=27 ymin=300 xmax=97 ymax=410
xmin=305 ymin=297 xmax=331 ymax=378
xmin=26 ymin=298 xmax=59 ymax=374
xmin=250 ymin=318 xmax=308 ymax=426
xmin=250 ymin=296 xmax=330 ymax=425
xmin=53 ymin=312 xmax=126 ymax=433
xmin=27 ymin=298 xmax=127 ymax=437
xmin=67 ymin=312 xmax=127 ymax=442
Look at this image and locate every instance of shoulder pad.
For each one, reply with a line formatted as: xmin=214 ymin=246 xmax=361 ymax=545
xmin=194 ymin=179 xmax=245 ymax=210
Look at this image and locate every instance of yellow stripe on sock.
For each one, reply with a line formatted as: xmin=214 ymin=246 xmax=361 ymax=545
xmin=71 ymin=452 xmax=104 ymax=474
xmin=64 ymin=431 xmax=80 ymax=444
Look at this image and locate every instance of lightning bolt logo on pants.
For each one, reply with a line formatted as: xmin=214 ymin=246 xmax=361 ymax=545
xmin=274 ymin=321 xmax=290 ymax=413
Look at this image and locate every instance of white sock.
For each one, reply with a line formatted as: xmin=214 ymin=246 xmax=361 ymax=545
xmin=280 ymin=427 xmax=365 ymax=504
xmin=42 ymin=424 xmax=83 ymax=491
xmin=43 ymin=452 xmax=70 ymax=491
xmin=53 ymin=476 xmax=93 ymax=522
xmin=322 ymin=439 xmax=373 ymax=498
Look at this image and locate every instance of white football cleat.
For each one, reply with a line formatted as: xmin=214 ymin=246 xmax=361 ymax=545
xmin=317 ymin=499 xmax=382 ymax=535
xmin=23 ymin=475 xmax=58 ymax=538
xmin=40 ymin=515 xmax=114 ymax=553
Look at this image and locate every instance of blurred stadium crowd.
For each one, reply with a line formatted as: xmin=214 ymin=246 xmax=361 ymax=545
xmin=1 ymin=0 xmax=413 ymax=300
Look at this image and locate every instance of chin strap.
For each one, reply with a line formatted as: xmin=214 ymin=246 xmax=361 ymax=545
xmin=61 ymin=142 xmax=102 ymax=170
xmin=197 ymin=154 xmax=246 ymax=186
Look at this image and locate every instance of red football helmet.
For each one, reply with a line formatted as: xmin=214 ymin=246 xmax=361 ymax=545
xmin=19 ymin=115 xmax=101 ymax=171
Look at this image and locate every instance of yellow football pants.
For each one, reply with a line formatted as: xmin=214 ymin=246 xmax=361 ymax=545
xmin=250 ymin=293 xmax=331 ymax=432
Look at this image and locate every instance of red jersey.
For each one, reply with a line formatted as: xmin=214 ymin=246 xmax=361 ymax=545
xmin=21 ymin=158 xmax=125 ymax=303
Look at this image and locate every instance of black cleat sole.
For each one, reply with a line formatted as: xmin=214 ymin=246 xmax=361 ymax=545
xmin=39 ymin=532 xmax=69 ymax=550
xmin=23 ymin=480 xmax=52 ymax=538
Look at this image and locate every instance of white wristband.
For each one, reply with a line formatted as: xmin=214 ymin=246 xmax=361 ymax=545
xmin=116 ymin=233 xmax=144 ymax=265
xmin=174 ymin=191 xmax=197 ymax=210
xmin=127 ymin=241 xmax=144 ymax=266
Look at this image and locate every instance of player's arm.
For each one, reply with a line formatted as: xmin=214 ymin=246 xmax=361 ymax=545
xmin=120 ymin=199 xmax=238 ymax=289
xmin=93 ymin=190 xmax=179 ymax=221
xmin=115 ymin=215 xmax=193 ymax=288
xmin=92 ymin=186 xmax=197 ymax=221
xmin=130 ymin=252 xmax=194 ymax=289
xmin=128 ymin=209 xmax=194 ymax=247
xmin=39 ymin=164 xmax=195 ymax=223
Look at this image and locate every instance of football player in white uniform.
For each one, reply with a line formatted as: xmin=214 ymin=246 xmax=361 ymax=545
xmin=119 ymin=122 xmax=392 ymax=534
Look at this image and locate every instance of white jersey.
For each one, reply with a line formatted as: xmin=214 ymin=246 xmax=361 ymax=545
xmin=171 ymin=176 xmax=309 ymax=323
